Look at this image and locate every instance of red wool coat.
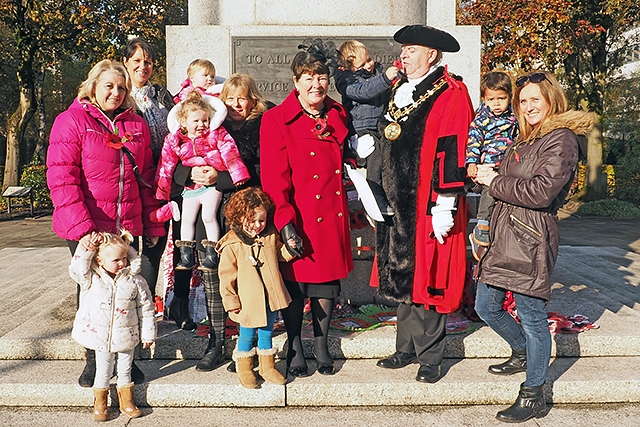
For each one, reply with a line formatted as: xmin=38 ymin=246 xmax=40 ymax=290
xmin=260 ymin=90 xmax=354 ymax=283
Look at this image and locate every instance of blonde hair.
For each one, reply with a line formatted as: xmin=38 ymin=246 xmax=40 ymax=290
xmin=513 ymin=71 xmax=568 ymax=142
xmin=187 ymin=59 xmax=216 ymax=79
xmin=338 ymin=40 xmax=369 ymax=70
xmin=77 ymin=59 xmax=135 ymax=110
xmin=96 ymin=229 xmax=133 ymax=256
xmin=176 ymin=90 xmax=214 ymax=128
xmin=220 ymin=73 xmax=268 ymax=121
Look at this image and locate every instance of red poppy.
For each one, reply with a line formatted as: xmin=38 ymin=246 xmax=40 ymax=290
xmin=311 ymin=117 xmax=328 ymax=137
xmin=105 ymin=133 xmax=124 ymax=150
xmin=123 ymin=132 xmax=133 ymax=142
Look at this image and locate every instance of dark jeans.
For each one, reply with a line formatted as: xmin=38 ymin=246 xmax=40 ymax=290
xmin=475 ymin=281 xmax=551 ymax=387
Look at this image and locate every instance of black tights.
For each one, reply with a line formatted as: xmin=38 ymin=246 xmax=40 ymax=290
xmin=281 ymin=295 xmax=334 ymax=368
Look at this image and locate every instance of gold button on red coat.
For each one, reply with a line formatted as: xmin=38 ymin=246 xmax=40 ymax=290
xmin=335 ymin=169 xmax=340 ymax=174
xmin=335 ymin=191 xmax=341 ymax=196
xmin=310 ymin=152 xmax=316 ymax=156
xmin=316 ymin=194 xmax=321 ymax=199
xmin=337 ymin=212 xmax=343 ymax=217
xmin=317 ymin=217 xmax=323 ymax=222
xmin=313 ymin=175 xmax=319 ymax=179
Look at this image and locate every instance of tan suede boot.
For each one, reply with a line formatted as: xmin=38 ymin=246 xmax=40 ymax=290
xmin=257 ymin=348 xmax=287 ymax=385
xmin=233 ymin=348 xmax=258 ymax=389
xmin=117 ymin=383 xmax=142 ymax=418
xmin=92 ymin=387 xmax=109 ymax=422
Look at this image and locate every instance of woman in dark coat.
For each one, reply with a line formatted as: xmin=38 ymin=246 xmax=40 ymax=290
xmin=475 ymin=71 xmax=594 ymax=423
xmin=260 ymin=47 xmax=354 ymax=377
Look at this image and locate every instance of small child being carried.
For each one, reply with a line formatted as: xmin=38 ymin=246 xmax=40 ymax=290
xmin=466 ymin=71 xmax=519 ymax=260
xmin=217 ymin=187 xmax=298 ymax=388
xmin=152 ymin=90 xmax=249 ymax=271
xmin=174 ymin=58 xmax=225 ymax=102
xmin=70 ymin=230 xmax=156 ymax=421
xmin=334 ymin=40 xmax=400 ymax=218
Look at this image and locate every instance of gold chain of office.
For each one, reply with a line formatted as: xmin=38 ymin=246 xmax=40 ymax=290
xmin=384 ymin=77 xmax=449 ymax=141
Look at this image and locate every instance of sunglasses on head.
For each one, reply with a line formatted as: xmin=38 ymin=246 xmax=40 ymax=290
xmin=516 ymin=72 xmax=551 ymax=87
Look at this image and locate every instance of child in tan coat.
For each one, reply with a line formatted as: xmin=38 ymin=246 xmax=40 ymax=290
xmin=217 ymin=187 xmax=298 ymax=388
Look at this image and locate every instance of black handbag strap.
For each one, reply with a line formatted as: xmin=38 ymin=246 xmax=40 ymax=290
xmin=87 ymin=112 xmax=152 ymax=188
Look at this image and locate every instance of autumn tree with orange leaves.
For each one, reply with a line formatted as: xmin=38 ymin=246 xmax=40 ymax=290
xmin=459 ymin=0 xmax=640 ymax=199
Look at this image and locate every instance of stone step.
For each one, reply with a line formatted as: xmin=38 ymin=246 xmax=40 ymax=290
xmin=2 ymin=318 xmax=639 ymax=361
xmin=1 ymin=357 xmax=639 ymax=407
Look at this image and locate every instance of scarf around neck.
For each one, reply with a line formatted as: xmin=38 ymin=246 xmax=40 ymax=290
xmin=131 ymin=82 xmax=169 ymax=162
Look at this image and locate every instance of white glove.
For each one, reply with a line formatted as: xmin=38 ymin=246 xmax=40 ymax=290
xmin=431 ymin=194 xmax=457 ymax=244
xmin=351 ymin=134 xmax=375 ymax=158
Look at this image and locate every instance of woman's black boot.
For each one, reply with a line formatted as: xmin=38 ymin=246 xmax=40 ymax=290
xmin=196 ymin=336 xmax=225 ymax=371
xmin=198 ymin=240 xmax=219 ymax=271
xmin=167 ymin=296 xmax=197 ymax=330
xmin=175 ymin=240 xmax=196 ymax=270
xmin=496 ymin=384 xmax=546 ymax=423
xmin=78 ymin=348 xmax=96 ymax=387
xmin=489 ymin=348 xmax=527 ymax=375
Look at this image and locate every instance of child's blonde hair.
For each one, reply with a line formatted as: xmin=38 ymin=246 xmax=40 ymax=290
xmin=176 ymin=90 xmax=214 ymax=128
xmin=338 ymin=40 xmax=369 ymax=70
xmin=187 ymin=59 xmax=216 ymax=79
xmin=97 ymin=229 xmax=133 ymax=253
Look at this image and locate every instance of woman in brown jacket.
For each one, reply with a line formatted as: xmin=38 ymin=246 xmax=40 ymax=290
xmin=217 ymin=187 xmax=297 ymax=388
xmin=474 ymin=71 xmax=594 ymax=423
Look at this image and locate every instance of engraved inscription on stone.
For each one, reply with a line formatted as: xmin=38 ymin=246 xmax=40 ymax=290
xmin=232 ymin=37 xmax=400 ymax=105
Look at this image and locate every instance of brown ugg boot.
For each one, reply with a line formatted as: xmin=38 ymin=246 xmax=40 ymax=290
xmin=117 ymin=383 xmax=142 ymax=418
xmin=257 ymin=348 xmax=287 ymax=385
xmin=92 ymin=387 xmax=109 ymax=422
xmin=233 ymin=348 xmax=258 ymax=389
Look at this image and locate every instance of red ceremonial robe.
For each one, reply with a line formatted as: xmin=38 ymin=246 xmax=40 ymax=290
xmin=375 ymin=66 xmax=474 ymax=314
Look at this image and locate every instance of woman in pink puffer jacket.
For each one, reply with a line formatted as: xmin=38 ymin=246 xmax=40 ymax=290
xmin=47 ymin=60 xmax=164 ymax=244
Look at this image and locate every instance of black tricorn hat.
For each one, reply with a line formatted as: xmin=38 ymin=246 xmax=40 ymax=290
xmin=393 ymin=25 xmax=460 ymax=53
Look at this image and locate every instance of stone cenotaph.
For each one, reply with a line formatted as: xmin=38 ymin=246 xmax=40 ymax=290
xmin=165 ymin=0 xmax=481 ymax=304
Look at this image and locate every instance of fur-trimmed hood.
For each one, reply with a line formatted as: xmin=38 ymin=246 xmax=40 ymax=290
xmin=539 ymin=110 xmax=595 ymax=138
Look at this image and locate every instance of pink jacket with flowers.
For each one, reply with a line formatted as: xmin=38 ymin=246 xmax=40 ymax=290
xmin=154 ymin=127 xmax=250 ymax=200
xmin=46 ymin=99 xmax=164 ymax=241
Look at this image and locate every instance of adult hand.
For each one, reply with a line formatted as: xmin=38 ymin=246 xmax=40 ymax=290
xmin=280 ymin=223 xmax=304 ymax=258
xmin=467 ymin=163 xmax=478 ymax=179
xmin=431 ymin=195 xmax=457 ymax=244
xmin=191 ymin=166 xmax=218 ymax=186
xmin=145 ymin=235 xmax=159 ymax=248
xmin=475 ymin=164 xmax=498 ymax=186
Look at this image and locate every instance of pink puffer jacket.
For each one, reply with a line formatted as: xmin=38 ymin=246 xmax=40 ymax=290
xmin=154 ymin=128 xmax=249 ymax=201
xmin=47 ymin=98 xmax=165 ymax=241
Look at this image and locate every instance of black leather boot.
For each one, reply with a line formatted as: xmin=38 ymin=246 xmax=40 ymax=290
xmin=198 ymin=240 xmax=219 ymax=271
xmin=175 ymin=240 xmax=196 ymax=270
xmin=167 ymin=296 xmax=197 ymax=330
xmin=489 ymin=348 xmax=527 ymax=375
xmin=196 ymin=336 xmax=225 ymax=371
xmin=496 ymin=384 xmax=546 ymax=423
xmin=78 ymin=348 xmax=96 ymax=388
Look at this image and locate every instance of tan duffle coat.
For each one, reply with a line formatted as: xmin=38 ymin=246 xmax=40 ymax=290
xmin=217 ymin=225 xmax=294 ymax=328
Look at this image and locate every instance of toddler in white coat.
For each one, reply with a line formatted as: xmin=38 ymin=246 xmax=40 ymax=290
xmin=70 ymin=230 xmax=156 ymax=421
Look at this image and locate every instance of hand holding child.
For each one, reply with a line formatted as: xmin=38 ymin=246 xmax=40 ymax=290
xmin=475 ymin=164 xmax=498 ymax=187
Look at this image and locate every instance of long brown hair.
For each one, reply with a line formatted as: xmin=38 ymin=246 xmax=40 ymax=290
xmin=513 ymin=70 xmax=568 ymax=142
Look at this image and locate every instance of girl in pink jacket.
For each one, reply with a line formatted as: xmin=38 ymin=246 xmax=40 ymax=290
xmin=152 ymin=90 xmax=249 ymax=271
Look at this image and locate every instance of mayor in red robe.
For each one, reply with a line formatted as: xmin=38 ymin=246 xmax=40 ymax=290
xmin=375 ymin=25 xmax=474 ymax=383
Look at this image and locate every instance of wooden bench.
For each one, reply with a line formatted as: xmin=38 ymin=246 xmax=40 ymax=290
xmin=2 ymin=186 xmax=34 ymax=216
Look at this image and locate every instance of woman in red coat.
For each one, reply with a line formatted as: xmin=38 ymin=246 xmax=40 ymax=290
xmin=260 ymin=44 xmax=353 ymax=377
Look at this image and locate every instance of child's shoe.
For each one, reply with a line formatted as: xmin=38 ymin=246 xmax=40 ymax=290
xmin=92 ymin=387 xmax=109 ymax=422
xmin=470 ymin=221 xmax=490 ymax=261
xmin=117 ymin=383 xmax=142 ymax=418
xmin=175 ymin=240 xmax=196 ymax=270
xmin=234 ymin=348 xmax=258 ymax=389
xmin=198 ymin=239 xmax=219 ymax=271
